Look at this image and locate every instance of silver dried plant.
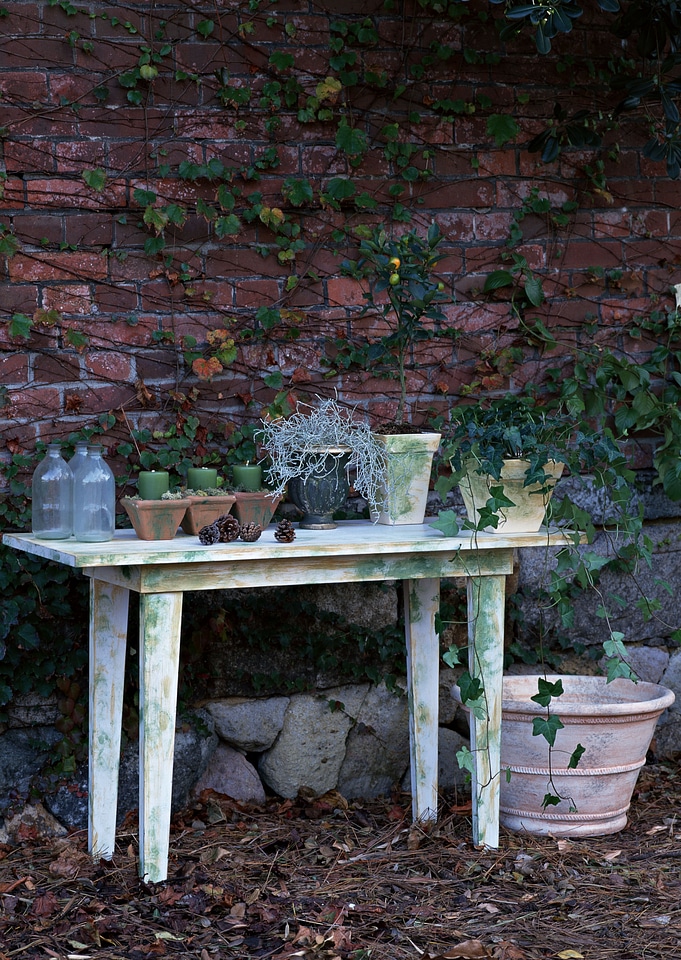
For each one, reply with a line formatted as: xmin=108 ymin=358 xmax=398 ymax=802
xmin=256 ymin=398 xmax=389 ymax=516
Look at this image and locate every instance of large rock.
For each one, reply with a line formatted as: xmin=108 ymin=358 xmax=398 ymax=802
xmin=116 ymin=711 xmax=218 ymax=824
xmin=400 ymin=726 xmax=470 ymax=795
xmin=193 ymin=742 xmax=266 ymax=803
xmin=258 ymin=685 xmax=368 ymax=798
xmin=656 ymin=650 xmax=681 ymax=757
xmin=0 ymin=727 xmax=63 ymax=808
xmin=204 ymin=696 xmax=289 ymax=752
xmin=0 ymin=801 xmax=67 ymax=845
xmin=337 ymin=682 xmax=410 ymax=798
xmin=517 ymin=521 xmax=681 ymax=647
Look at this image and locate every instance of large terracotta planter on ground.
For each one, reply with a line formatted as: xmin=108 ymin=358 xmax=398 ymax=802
xmin=454 ymin=674 xmax=675 ymax=837
xmin=231 ymin=491 xmax=282 ymax=528
xmin=373 ymin=432 xmax=440 ymax=525
xmin=458 ymin=458 xmax=564 ymax=533
xmin=180 ymin=494 xmax=237 ymax=535
xmin=121 ymin=498 xmax=187 ymax=541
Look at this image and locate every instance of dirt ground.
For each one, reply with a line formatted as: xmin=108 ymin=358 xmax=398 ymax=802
xmin=0 ymin=762 xmax=679 ymax=960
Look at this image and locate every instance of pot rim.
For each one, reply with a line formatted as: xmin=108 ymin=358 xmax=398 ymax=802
xmin=453 ymin=674 xmax=675 ymax=717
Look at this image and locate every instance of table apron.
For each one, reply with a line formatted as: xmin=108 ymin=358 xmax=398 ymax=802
xmin=84 ymin=549 xmax=515 ymax=593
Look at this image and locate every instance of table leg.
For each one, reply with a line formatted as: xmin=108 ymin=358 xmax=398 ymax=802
xmin=89 ymin=578 xmax=129 ymax=860
xmin=138 ymin=591 xmax=183 ymax=884
xmin=467 ymin=574 xmax=505 ymax=848
xmin=403 ymin=577 xmax=440 ymax=823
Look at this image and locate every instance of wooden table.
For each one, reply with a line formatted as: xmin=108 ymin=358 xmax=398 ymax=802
xmin=3 ymin=521 xmax=572 ymax=883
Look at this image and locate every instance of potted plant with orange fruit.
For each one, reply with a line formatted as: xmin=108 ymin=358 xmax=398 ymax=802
xmin=338 ymin=223 xmax=450 ymax=523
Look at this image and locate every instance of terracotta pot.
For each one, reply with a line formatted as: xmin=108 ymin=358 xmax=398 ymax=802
xmin=458 ymin=458 xmax=564 ymax=533
xmin=180 ymin=494 xmax=236 ymax=535
xmin=373 ymin=432 xmax=440 ymax=525
xmin=454 ymin=675 xmax=675 ymax=837
xmin=121 ymin=498 xmax=187 ymax=541
xmin=231 ymin=491 xmax=282 ymax=528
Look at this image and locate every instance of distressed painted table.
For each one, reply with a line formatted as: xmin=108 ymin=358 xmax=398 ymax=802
xmin=3 ymin=521 xmax=573 ymax=883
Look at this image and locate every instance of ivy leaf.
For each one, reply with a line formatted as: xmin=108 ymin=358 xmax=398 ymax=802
xmin=531 ymin=677 xmax=563 ymax=708
xmin=456 ymin=745 xmax=475 ymax=775
xmin=196 ymin=19 xmax=214 ymax=38
xmin=269 ymin=51 xmax=295 ymax=71
xmin=336 ymin=119 xmax=367 ymax=160
xmin=442 ymin=644 xmax=462 ymax=668
xmin=532 ymin=713 xmax=564 ymax=746
xmin=133 ymin=187 xmax=157 ymax=206
xmin=64 ymin=328 xmax=89 ymax=351
xmin=430 ymin=509 xmax=461 ymax=537
xmin=82 ymin=168 xmax=106 ymax=192
xmin=316 ymin=76 xmax=342 ymax=102
xmin=282 ymin=177 xmax=314 ymax=206
xmin=568 ymin=743 xmax=586 ymax=769
xmin=486 ymin=114 xmax=520 ymax=147
xmin=215 ymin=215 xmax=241 ymax=237
xmin=459 ymin=671 xmax=483 ymax=706
xmin=264 ymin=371 xmax=283 ymax=389
xmin=8 ymin=313 xmax=32 ymax=338
xmin=541 ymin=792 xmax=562 ymax=808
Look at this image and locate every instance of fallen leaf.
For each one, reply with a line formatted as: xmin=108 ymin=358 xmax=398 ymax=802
xmin=494 ymin=943 xmax=528 ymax=960
xmin=557 ymin=952 xmax=584 ymax=959
xmin=32 ymin=892 xmax=59 ymax=917
xmin=601 ymin=850 xmax=622 ymax=861
xmin=435 ymin=941 xmax=491 ymax=959
xmin=645 ymin=825 xmax=667 ymax=835
xmin=49 ymin=857 xmax=82 ymax=878
xmin=480 ymin=902 xmax=501 ymax=914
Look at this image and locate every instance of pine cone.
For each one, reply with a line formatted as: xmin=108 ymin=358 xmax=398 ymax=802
xmin=198 ymin=522 xmax=221 ymax=545
xmin=239 ymin=522 xmax=262 ymax=542
xmin=274 ymin=518 xmax=296 ymax=543
xmin=215 ymin=513 xmax=240 ymax=542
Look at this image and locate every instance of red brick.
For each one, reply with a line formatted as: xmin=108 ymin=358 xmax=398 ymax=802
xmin=12 ymin=213 xmax=63 ymax=245
xmin=33 ymin=353 xmax=82 ymax=384
xmin=0 ymin=352 xmax=29 ymax=385
xmin=85 ymin=352 xmax=134 ymax=381
xmin=42 ymin=285 xmax=93 ymax=315
xmin=234 ymin=279 xmax=280 ymax=308
xmin=26 ymin=178 xmax=126 ymax=211
xmin=68 ymin=382 xmax=138 ymax=413
xmin=0 ymin=72 xmax=48 ymax=102
xmin=7 ymin=386 xmax=62 ymax=420
xmin=3 ymin=140 xmax=54 ymax=175
xmin=8 ymin=252 xmax=108 ymax=282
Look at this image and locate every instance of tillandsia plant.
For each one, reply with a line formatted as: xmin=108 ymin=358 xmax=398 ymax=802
xmin=255 ymin=397 xmax=389 ymax=515
xmin=338 ymin=223 xmax=451 ymax=427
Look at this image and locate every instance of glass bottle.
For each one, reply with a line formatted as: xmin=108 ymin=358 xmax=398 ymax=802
xmin=73 ymin=444 xmax=116 ymax=542
xmin=68 ymin=442 xmax=89 ymax=532
xmin=31 ymin=443 xmax=74 ymax=539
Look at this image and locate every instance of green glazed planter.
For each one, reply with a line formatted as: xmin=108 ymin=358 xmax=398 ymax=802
xmin=287 ymin=447 xmax=351 ymax=529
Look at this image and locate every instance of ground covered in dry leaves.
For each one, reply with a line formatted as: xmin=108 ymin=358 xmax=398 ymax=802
xmin=0 ymin=763 xmax=679 ymax=960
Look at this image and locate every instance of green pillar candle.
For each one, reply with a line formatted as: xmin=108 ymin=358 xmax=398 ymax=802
xmin=187 ymin=467 xmax=218 ymax=491
xmin=137 ymin=470 xmax=169 ymax=500
xmin=233 ymin=463 xmax=262 ymax=492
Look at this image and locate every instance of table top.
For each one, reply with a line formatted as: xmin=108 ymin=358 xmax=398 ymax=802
xmin=3 ymin=520 xmax=578 ymax=570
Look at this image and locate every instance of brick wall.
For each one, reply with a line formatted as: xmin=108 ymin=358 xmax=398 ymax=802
xmin=0 ymin=0 xmax=678 ymax=475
